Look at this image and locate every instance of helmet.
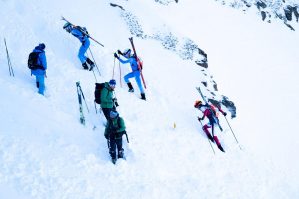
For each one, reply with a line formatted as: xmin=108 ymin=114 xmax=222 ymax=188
xmin=194 ymin=100 xmax=202 ymax=108
xmin=109 ymin=79 xmax=116 ymax=86
xmin=123 ymin=49 xmax=131 ymax=57
xmin=63 ymin=22 xmax=72 ymax=32
xmin=109 ymin=110 xmax=119 ymax=119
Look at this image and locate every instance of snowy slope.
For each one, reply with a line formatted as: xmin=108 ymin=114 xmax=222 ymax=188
xmin=1 ymin=0 xmax=299 ymax=198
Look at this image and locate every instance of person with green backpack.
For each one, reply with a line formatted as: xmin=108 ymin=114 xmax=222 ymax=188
xmin=104 ymin=110 xmax=127 ymax=164
xmin=97 ymin=79 xmax=118 ymax=121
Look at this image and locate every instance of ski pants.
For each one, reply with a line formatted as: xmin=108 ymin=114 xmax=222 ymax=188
xmin=78 ymin=39 xmax=90 ymax=64
xmin=124 ymin=70 xmax=144 ymax=94
xmin=35 ymin=74 xmax=45 ymax=95
xmin=109 ymin=137 xmax=123 ymax=159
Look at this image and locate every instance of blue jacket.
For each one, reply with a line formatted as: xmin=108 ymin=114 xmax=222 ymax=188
xmin=31 ymin=46 xmax=47 ymax=76
xmin=118 ymin=56 xmax=139 ymax=71
xmin=71 ymin=28 xmax=89 ymax=44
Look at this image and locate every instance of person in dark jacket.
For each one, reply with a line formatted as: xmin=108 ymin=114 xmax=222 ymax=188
xmin=104 ymin=110 xmax=126 ymax=164
xmin=194 ymin=100 xmax=227 ymax=152
xmin=63 ymin=22 xmax=94 ymax=70
xmin=100 ymin=79 xmax=117 ymax=120
xmin=114 ymin=49 xmax=146 ymax=100
xmin=30 ymin=43 xmax=47 ymax=95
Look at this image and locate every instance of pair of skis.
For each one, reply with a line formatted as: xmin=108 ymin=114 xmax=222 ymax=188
xmin=129 ymin=37 xmax=147 ymax=89
xmin=76 ymin=82 xmax=89 ymax=125
xmin=62 ymin=16 xmax=104 ymax=47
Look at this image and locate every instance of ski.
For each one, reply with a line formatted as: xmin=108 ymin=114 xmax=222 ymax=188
xmin=196 ymin=86 xmax=223 ymax=131
xmin=61 ymin=16 xmax=104 ymax=47
xmin=76 ymin=82 xmax=85 ymax=125
xmin=129 ymin=37 xmax=147 ymax=89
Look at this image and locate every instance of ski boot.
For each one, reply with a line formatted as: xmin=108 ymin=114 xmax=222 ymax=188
xmin=118 ymin=149 xmax=125 ymax=159
xmin=127 ymin=82 xmax=134 ymax=92
xmin=213 ymin=136 xmax=225 ymax=153
xmin=86 ymin=58 xmax=95 ymax=71
xmin=141 ymin=93 xmax=146 ymax=100
xmin=82 ymin=62 xmax=89 ymax=70
xmin=112 ymin=157 xmax=117 ymax=164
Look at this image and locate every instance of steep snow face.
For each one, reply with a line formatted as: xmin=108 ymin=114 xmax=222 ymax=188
xmin=1 ymin=0 xmax=299 ymax=199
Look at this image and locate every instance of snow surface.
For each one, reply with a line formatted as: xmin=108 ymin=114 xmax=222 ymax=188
xmin=0 ymin=0 xmax=299 ymax=198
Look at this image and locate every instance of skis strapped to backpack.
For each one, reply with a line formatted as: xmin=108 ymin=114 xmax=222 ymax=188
xmin=196 ymin=86 xmax=223 ymax=131
xmin=129 ymin=37 xmax=147 ymax=89
xmin=61 ymin=16 xmax=105 ymax=47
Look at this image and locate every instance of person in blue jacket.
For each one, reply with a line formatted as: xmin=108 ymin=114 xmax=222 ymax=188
xmin=63 ymin=22 xmax=94 ymax=70
xmin=30 ymin=43 xmax=47 ymax=95
xmin=114 ymin=49 xmax=146 ymax=100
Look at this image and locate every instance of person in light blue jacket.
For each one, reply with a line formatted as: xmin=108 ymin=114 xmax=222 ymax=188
xmin=31 ymin=43 xmax=47 ymax=95
xmin=114 ymin=49 xmax=146 ymax=100
xmin=63 ymin=22 xmax=94 ymax=70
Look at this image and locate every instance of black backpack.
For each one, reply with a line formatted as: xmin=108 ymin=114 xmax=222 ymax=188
xmin=94 ymin=83 xmax=105 ymax=104
xmin=28 ymin=52 xmax=44 ymax=70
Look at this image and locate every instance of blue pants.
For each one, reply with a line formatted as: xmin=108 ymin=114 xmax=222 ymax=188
xmin=35 ymin=75 xmax=45 ymax=95
xmin=124 ymin=71 xmax=144 ymax=94
xmin=78 ymin=39 xmax=90 ymax=64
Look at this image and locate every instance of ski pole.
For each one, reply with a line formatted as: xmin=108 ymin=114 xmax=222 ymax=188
xmin=94 ymin=101 xmax=98 ymax=114
xmin=91 ymin=69 xmax=97 ymax=82
xmin=62 ymin=16 xmax=104 ymax=47
xmin=199 ymin=119 xmax=215 ymax=155
xmin=112 ymin=57 xmax=115 ymax=79
xmin=119 ymin=60 xmax=122 ymax=87
xmin=124 ymin=132 xmax=129 ymax=143
xmin=88 ymin=47 xmax=101 ymax=76
xmin=107 ymin=139 xmax=110 ymax=149
xmin=4 ymin=38 xmax=14 ymax=77
xmin=224 ymin=116 xmax=242 ymax=150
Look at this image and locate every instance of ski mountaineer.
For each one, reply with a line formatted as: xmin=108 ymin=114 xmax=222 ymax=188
xmin=194 ymin=100 xmax=227 ymax=152
xmin=100 ymin=79 xmax=118 ymax=121
xmin=114 ymin=49 xmax=146 ymax=100
xmin=30 ymin=43 xmax=47 ymax=95
xmin=63 ymin=22 xmax=95 ymax=70
xmin=104 ymin=110 xmax=126 ymax=164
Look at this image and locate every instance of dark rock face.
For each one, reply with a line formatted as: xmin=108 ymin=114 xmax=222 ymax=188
xmin=214 ymin=0 xmax=299 ymax=31
xmin=209 ymin=97 xmax=237 ymax=119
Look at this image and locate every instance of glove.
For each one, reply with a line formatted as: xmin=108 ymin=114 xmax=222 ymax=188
xmin=113 ymin=98 xmax=119 ymax=107
xmin=114 ymin=53 xmax=119 ymax=59
xmin=223 ymin=112 xmax=227 ymax=116
xmin=117 ymin=50 xmax=123 ymax=55
xmin=197 ymin=117 xmax=202 ymax=121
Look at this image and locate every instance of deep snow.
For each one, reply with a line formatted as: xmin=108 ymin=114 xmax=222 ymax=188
xmin=0 ymin=0 xmax=299 ymax=198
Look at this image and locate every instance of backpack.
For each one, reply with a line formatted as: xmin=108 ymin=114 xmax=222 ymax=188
xmin=136 ymin=56 xmax=143 ymax=70
xmin=28 ymin=52 xmax=43 ymax=70
xmin=94 ymin=83 xmax=105 ymax=104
